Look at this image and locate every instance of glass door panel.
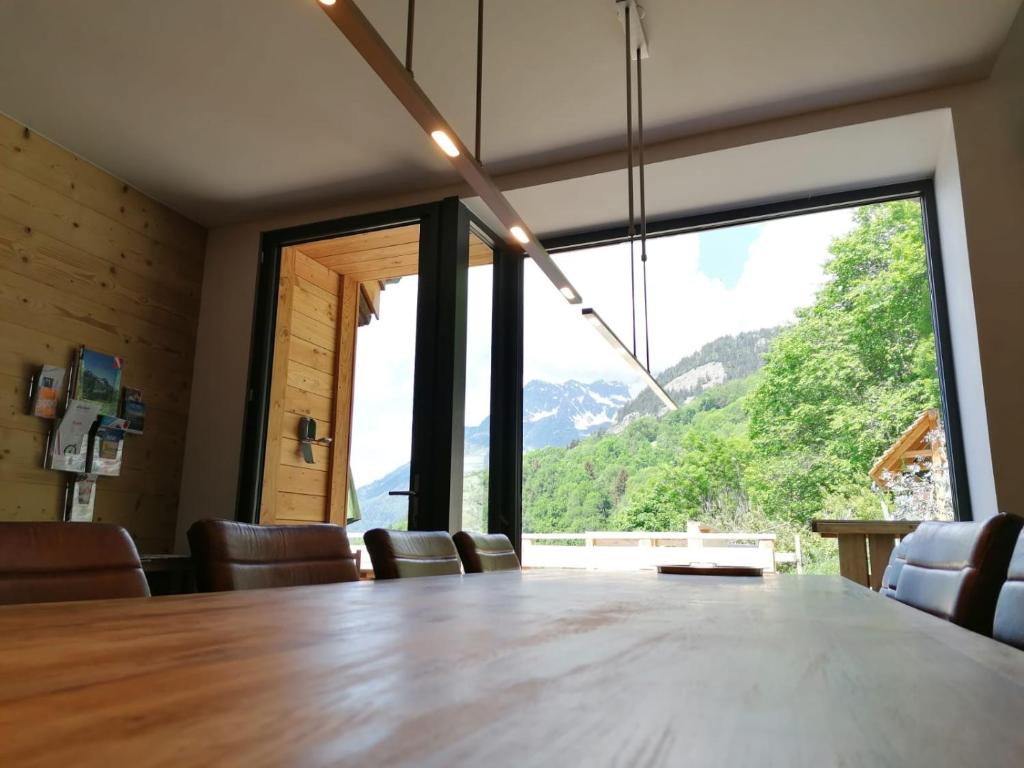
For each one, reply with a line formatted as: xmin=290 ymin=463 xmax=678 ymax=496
xmin=461 ymin=230 xmax=495 ymax=532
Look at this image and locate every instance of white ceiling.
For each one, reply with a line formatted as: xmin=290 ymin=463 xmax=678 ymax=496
xmin=0 ymin=0 xmax=1019 ymax=226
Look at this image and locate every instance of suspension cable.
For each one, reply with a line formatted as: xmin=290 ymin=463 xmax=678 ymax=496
xmin=475 ymin=0 xmax=484 ymax=161
xmin=637 ymin=46 xmax=650 ymax=371
xmin=625 ymin=5 xmax=637 ymax=356
xmin=405 ymin=0 xmax=416 ymax=73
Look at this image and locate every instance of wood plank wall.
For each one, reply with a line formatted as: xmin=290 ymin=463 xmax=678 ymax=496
xmin=260 ymin=249 xmax=355 ymax=526
xmin=0 ymin=115 xmax=206 ymax=553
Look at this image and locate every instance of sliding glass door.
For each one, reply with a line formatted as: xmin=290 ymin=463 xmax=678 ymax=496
xmin=238 ymin=198 xmax=522 ymax=543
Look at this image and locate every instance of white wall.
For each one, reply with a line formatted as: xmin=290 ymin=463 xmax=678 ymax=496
xmin=934 ymin=119 xmax=998 ymax=518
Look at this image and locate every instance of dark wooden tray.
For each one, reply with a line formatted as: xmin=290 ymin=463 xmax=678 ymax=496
xmin=657 ymin=564 xmax=764 ymax=577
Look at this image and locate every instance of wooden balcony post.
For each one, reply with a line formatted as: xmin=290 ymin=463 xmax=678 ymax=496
xmin=811 ymin=520 xmax=922 ymax=590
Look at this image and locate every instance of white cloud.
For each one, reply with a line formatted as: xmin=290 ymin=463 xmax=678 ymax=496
xmin=526 ymin=208 xmax=854 ymax=386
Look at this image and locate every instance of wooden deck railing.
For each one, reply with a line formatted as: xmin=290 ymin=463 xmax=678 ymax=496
xmin=811 ymin=519 xmax=922 ymax=590
xmin=521 ymin=531 xmax=779 ymax=572
xmin=350 ymin=530 xmax=797 ymax=576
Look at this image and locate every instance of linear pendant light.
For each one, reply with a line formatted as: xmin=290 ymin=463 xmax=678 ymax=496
xmin=582 ymin=309 xmax=677 ymax=411
xmin=316 ymin=0 xmax=580 ymax=305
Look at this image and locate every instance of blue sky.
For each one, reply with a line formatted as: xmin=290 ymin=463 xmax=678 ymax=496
xmin=697 ymin=224 xmax=762 ymax=289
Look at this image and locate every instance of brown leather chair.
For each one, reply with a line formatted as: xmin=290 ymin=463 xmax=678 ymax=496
xmin=188 ymin=520 xmax=359 ymax=592
xmin=879 ymin=531 xmax=915 ymax=598
xmin=0 ymin=522 xmax=150 ymax=605
xmin=993 ymin=529 xmax=1024 ymax=650
xmin=453 ymin=531 xmax=521 ymax=573
xmin=894 ymin=515 xmax=1023 ymax=635
xmin=363 ymin=529 xmax=462 ymax=580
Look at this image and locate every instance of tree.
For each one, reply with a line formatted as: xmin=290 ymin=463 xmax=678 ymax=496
xmin=747 ymin=200 xmax=939 ymax=524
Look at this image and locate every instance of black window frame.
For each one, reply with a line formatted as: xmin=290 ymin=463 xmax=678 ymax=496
xmin=236 ymin=198 xmax=525 ymax=541
xmin=536 ymin=179 xmax=972 ymax=521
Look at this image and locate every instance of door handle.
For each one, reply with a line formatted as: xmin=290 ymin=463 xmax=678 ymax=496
xmin=388 ymin=490 xmax=418 ymax=497
xmin=297 ymin=417 xmax=332 ymax=464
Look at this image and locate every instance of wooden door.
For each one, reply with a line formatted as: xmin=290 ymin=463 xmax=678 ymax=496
xmin=259 ymin=248 xmax=358 ymax=525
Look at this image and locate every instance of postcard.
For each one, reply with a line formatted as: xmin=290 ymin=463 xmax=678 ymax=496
xmin=73 ymin=348 xmax=123 ymax=417
xmin=91 ymin=416 xmax=127 ymax=477
xmin=122 ymin=387 xmax=145 ymax=435
xmin=67 ymin=474 xmax=97 ymax=523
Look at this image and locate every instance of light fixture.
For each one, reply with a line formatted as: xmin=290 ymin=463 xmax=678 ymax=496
xmin=509 ymin=225 xmax=529 ymax=244
xmin=318 ymin=0 xmax=336 ymax=5
xmin=582 ymin=308 xmax=677 ymax=411
xmin=315 ymin=0 xmax=582 ymax=305
xmin=430 ymin=129 xmax=460 ymax=158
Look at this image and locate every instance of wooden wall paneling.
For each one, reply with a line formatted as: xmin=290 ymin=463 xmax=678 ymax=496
xmin=297 ymin=224 xmax=419 ymax=261
xmin=283 ymin=386 xmax=333 ymax=423
xmin=275 ymin=491 xmax=328 ymax=523
xmin=0 ymin=121 xmax=204 ymax=256
xmin=328 ymin=277 xmax=359 ymax=525
xmin=0 ymin=115 xmax=204 ymax=552
xmin=290 ymin=311 xmax=337 ymax=352
xmin=293 ymin=253 xmax=340 ymax=295
xmin=0 ymin=169 xmax=201 ymax=290
xmin=259 ymin=248 xmax=297 ymax=524
xmin=267 ymin=251 xmax=345 ymax=525
xmin=287 ymin=336 xmax=335 ymax=376
xmin=277 ymin=465 xmax=330 ymax=497
xmin=0 ymin=215 xmax=200 ymax=332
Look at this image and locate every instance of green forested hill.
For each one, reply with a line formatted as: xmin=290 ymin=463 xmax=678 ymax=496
xmin=521 ymin=200 xmax=940 ymax=573
xmin=618 ymin=328 xmax=778 ymax=420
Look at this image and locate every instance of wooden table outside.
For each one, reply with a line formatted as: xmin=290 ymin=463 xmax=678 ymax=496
xmin=811 ymin=519 xmax=922 ymax=589
xmin=2 ymin=570 xmax=1023 ymax=766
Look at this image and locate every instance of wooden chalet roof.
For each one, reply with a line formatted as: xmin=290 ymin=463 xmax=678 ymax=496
xmin=869 ymin=409 xmax=941 ymax=486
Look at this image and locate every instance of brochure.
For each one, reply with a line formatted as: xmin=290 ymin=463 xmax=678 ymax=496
xmin=73 ymin=347 xmax=123 ymax=417
xmin=30 ymin=365 xmax=65 ymax=419
xmin=49 ymin=400 xmax=100 ymax=473
xmin=67 ymin=474 xmax=97 ymax=522
xmin=91 ymin=416 xmax=127 ymax=477
xmin=122 ymin=387 xmax=145 ymax=435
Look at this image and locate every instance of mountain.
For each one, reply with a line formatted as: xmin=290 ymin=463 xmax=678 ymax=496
xmin=616 ymin=327 xmax=779 ymax=423
xmin=352 ymin=331 xmax=779 ymax=532
xmin=351 ymin=378 xmax=631 ymax=532
xmin=348 ymin=463 xmax=409 ymax=533
xmin=522 ymin=379 xmax=631 ymax=451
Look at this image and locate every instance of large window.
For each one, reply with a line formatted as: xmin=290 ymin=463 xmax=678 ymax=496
xmin=522 ymin=197 xmax=954 ymax=573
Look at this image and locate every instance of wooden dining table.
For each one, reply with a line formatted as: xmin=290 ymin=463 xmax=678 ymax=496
xmin=2 ymin=570 xmax=1024 ymax=767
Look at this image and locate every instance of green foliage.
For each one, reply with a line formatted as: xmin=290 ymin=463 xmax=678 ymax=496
xmin=521 ymin=201 xmax=939 ymax=575
xmin=747 ymin=200 xmax=938 ymax=524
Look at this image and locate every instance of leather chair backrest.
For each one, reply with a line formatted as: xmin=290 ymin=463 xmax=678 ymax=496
xmin=895 ymin=515 xmax=1023 ymax=635
xmin=453 ymin=531 xmax=520 ymax=573
xmin=0 ymin=522 xmax=149 ymax=605
xmin=993 ymin=529 xmax=1024 ymax=650
xmin=188 ymin=520 xmax=359 ymax=592
xmin=363 ymin=529 xmax=462 ymax=580
xmin=880 ymin=531 xmax=915 ymax=599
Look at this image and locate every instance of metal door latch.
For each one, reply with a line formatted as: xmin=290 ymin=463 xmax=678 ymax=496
xmin=298 ymin=417 xmax=332 ymax=464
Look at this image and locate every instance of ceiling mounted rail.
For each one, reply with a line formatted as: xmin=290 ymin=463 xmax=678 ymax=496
xmin=316 ymin=0 xmax=580 ymax=304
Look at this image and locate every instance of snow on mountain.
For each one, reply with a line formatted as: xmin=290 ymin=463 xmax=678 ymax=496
xmin=522 ymin=380 xmax=631 ymax=451
xmin=351 ymin=378 xmax=631 ymax=532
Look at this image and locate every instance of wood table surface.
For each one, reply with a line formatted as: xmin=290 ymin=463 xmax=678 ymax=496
xmin=2 ymin=571 xmax=1024 ymax=767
